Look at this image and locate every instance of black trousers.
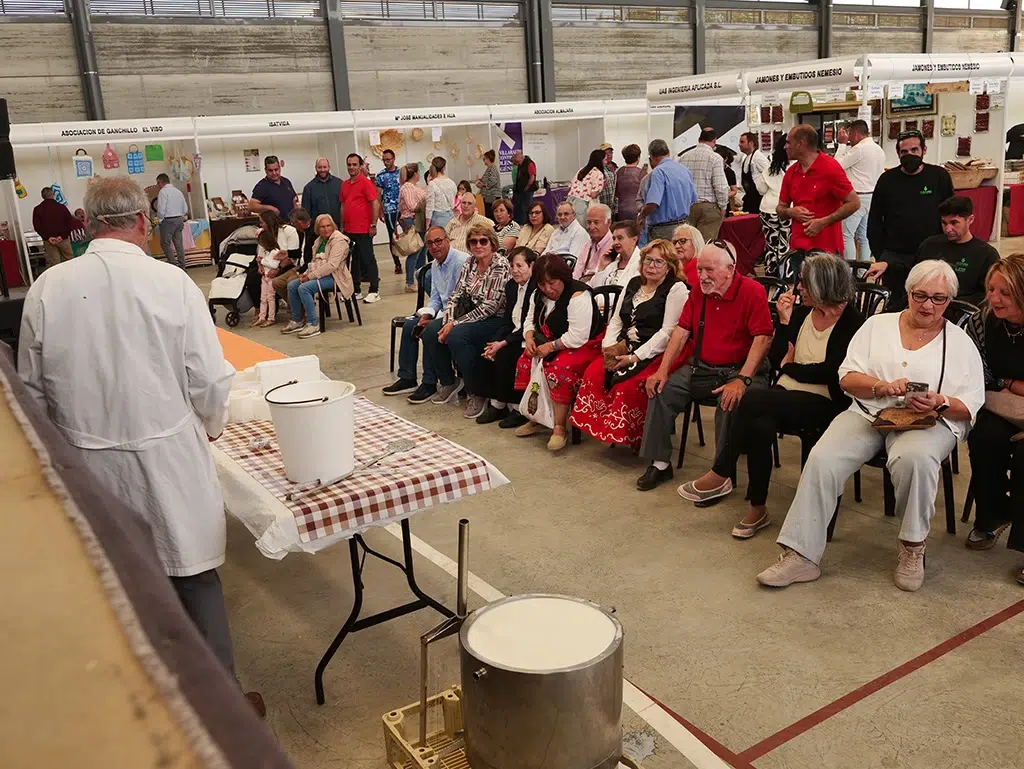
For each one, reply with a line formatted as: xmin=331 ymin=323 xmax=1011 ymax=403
xmin=967 ymin=408 xmax=1024 ymax=551
xmin=381 ymin=211 xmax=401 ymax=267
xmin=476 ymin=340 xmax=524 ymax=405
xmin=345 ymin=231 xmax=379 ymax=293
xmin=171 ymin=569 xmax=235 ymax=675
xmin=712 ymin=386 xmax=837 ymax=506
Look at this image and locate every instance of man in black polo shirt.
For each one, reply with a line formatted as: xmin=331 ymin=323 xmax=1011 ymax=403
xmin=248 ymin=155 xmax=298 ymax=218
xmin=864 ymin=130 xmax=954 ymax=303
xmin=914 ymin=195 xmax=1000 ymax=307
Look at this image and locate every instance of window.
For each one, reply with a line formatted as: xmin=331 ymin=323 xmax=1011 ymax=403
xmin=340 ymin=0 xmax=521 ymax=21
xmin=0 ymin=0 xmax=66 ymax=13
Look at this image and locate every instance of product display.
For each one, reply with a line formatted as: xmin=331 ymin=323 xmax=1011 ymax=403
xmin=771 ymin=105 xmax=784 ymax=123
xmin=73 ymin=149 xmax=94 ymax=179
xmin=102 ymin=143 xmax=120 ymax=170
xmin=921 ymin=119 xmax=934 ymax=140
xmin=941 ymin=115 xmax=957 ymax=137
xmin=975 ymin=111 xmax=990 ymax=134
xmin=126 ymin=144 xmax=144 ymax=174
xmin=760 ymin=105 xmax=771 ymax=125
xmin=370 ymin=128 xmax=405 ymax=159
xmin=410 ymin=127 xmax=425 ymax=142
xmin=145 ymin=144 xmax=164 ymax=162
xmin=975 ymin=93 xmax=990 ymax=111
xmin=956 ymin=136 xmax=972 ymax=157
xmin=903 ymin=120 xmax=917 ymax=133
xmin=888 ymin=121 xmax=900 ymax=140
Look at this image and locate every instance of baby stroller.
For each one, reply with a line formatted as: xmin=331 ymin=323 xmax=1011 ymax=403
xmin=208 ymin=225 xmax=260 ymax=327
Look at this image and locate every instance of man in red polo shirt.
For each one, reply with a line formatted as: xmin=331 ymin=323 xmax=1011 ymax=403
xmin=636 ymin=241 xmax=774 ymax=491
xmin=777 ymin=124 xmax=859 ymax=274
xmin=340 ymin=153 xmax=382 ymax=303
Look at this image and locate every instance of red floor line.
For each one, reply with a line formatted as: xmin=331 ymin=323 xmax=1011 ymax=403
xmin=631 ymin=681 xmax=757 ymax=769
xmin=735 ymin=599 xmax=1024 ymax=763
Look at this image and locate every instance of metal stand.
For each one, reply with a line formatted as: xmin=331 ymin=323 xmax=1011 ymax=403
xmin=314 ymin=517 xmax=453 ymax=705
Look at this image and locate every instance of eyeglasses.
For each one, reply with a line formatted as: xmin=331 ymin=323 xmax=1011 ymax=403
xmin=426 ymin=237 xmax=447 ymax=247
xmin=468 ymin=237 xmax=491 ymax=246
xmin=897 ymin=130 xmax=924 ymax=141
xmin=909 ymin=291 xmax=950 ymax=306
xmin=672 ymin=237 xmax=691 ymax=247
xmin=709 ymin=239 xmax=737 ymax=263
xmin=529 ymin=209 xmax=543 ymax=217
xmin=642 ymin=257 xmax=668 ymax=267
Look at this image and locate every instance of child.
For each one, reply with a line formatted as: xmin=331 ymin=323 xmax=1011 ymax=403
xmin=454 ymin=179 xmax=472 ymax=210
xmin=254 ymin=215 xmax=285 ymax=327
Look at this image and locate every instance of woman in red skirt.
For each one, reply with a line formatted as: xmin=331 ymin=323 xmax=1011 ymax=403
xmin=514 ymin=253 xmax=605 ymax=451
xmin=570 ymin=239 xmax=692 ymax=447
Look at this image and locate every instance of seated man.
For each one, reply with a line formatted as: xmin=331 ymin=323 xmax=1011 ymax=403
xmin=591 ymin=219 xmax=642 ymax=288
xmin=382 ymin=227 xmax=469 ymax=400
xmin=271 ymin=208 xmax=313 ymax=309
xmin=574 ymin=203 xmax=613 ymax=283
xmin=636 ymin=241 xmax=774 ymax=491
xmin=546 ymin=201 xmax=590 ymax=257
xmin=914 ymin=195 xmax=1000 ymax=307
xmin=445 ymin=194 xmax=494 ymax=251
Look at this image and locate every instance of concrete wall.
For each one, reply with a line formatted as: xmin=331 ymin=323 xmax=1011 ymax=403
xmin=834 ymin=28 xmax=923 ymax=56
xmin=553 ymin=25 xmax=693 ymax=100
xmin=706 ymin=28 xmax=818 ymax=71
xmin=933 ymin=27 xmax=1010 ymax=53
xmin=344 ymin=24 xmax=527 ymax=108
xmin=0 ymin=22 xmax=86 ymax=123
xmin=92 ymin=21 xmax=334 ymax=118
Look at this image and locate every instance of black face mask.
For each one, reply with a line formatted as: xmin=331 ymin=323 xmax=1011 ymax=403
xmin=900 ymin=154 xmax=923 ymax=173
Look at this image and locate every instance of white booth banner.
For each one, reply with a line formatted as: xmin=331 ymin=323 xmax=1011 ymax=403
xmin=490 ymin=101 xmax=607 ymax=121
xmin=352 ymin=106 xmax=492 ymax=130
xmin=602 ymin=99 xmax=650 ymax=117
xmin=645 ymin=72 xmax=743 ymax=103
xmin=744 ymin=57 xmax=859 ymax=93
xmin=868 ymin=53 xmax=1014 ymax=84
xmin=195 ymin=111 xmax=354 ymax=139
xmin=10 ymin=116 xmax=196 ymax=147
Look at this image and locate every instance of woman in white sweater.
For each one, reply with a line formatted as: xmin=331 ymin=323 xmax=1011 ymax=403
xmin=755 ymin=135 xmax=795 ymax=277
xmin=425 ymin=156 xmax=458 ymax=230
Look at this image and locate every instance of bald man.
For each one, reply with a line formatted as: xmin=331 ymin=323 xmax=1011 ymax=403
xmin=301 ymin=157 xmax=342 ymax=236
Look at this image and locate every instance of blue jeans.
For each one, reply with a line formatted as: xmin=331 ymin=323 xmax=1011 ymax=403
xmin=420 ymin=315 xmax=504 ymax=394
xmin=842 ymin=192 xmax=871 ymax=261
xmin=397 ymin=316 xmax=424 ymax=382
xmin=288 ymin=276 xmax=334 ymax=324
xmin=402 ymin=216 xmax=427 ymax=287
xmin=430 ymin=210 xmax=454 ymax=229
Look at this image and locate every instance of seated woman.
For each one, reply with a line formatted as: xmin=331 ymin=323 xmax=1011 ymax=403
xmin=570 ymin=239 xmax=690 ymax=447
xmin=965 ymin=253 xmax=1024 ymax=584
xmin=420 ymin=223 xmax=510 ymax=419
xmin=590 ymin=220 xmax=642 ymax=289
xmin=475 ymin=247 xmax=538 ymax=427
xmin=492 ymin=198 xmax=522 ymax=253
xmin=281 ymin=214 xmax=353 ymax=339
xmin=756 ymin=260 xmax=985 ymax=593
xmin=516 ymin=202 xmax=555 ymax=254
xmin=513 ymin=253 xmax=605 ymax=451
xmin=671 ymin=223 xmax=705 ymax=287
xmin=677 ymin=253 xmax=863 ymax=537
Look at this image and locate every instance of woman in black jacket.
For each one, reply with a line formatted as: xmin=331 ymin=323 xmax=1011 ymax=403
xmin=678 ymin=253 xmax=864 ymax=538
xmin=475 ymin=247 xmax=537 ymax=428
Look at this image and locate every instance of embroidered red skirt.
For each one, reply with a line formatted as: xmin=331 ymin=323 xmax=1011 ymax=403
xmin=514 ymin=338 xmax=604 ymax=405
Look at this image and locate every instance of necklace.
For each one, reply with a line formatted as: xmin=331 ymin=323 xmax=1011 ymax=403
xmin=1004 ymin=319 xmax=1024 ymax=341
xmin=899 ymin=312 xmax=939 ymax=367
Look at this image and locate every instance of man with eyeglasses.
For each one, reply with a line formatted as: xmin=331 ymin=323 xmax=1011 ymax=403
xmin=636 ymin=240 xmax=773 ymax=492
xmin=248 ymin=155 xmax=298 ymax=218
xmin=864 ymin=130 xmax=954 ymax=304
xmin=546 ymin=201 xmax=590 ymax=257
xmin=445 ymin=194 xmax=494 ymax=252
xmin=383 ymin=227 xmax=469 ymax=401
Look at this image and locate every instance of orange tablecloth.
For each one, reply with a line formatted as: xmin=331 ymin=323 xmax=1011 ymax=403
xmin=216 ymin=328 xmax=287 ymax=370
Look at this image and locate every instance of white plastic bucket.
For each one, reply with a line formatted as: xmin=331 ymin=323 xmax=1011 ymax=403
xmin=264 ymin=379 xmax=356 ymax=484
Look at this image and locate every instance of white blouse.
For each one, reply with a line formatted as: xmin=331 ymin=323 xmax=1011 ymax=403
xmin=605 ymin=280 xmax=689 ymax=360
xmin=590 ymin=247 xmax=642 ymax=289
xmin=426 ymin=177 xmax=458 ymax=220
xmin=511 ymin=282 xmax=529 ymax=333
xmin=256 ymin=224 xmax=300 ymax=267
xmin=755 ymin=163 xmax=794 ymax=215
xmin=524 ymin=291 xmax=594 ymax=349
xmin=838 ymin=313 xmax=985 ymax=441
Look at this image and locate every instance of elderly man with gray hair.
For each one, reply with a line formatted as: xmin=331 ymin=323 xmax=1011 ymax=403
xmin=573 ymin=202 xmax=614 ymax=282
xmin=638 ymin=138 xmax=698 ymax=242
xmin=636 ymin=240 xmax=774 ymax=493
xmin=16 ymin=177 xmax=262 ymax=710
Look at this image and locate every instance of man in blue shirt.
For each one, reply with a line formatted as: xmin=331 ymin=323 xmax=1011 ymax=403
xmin=382 ymin=227 xmax=469 ymax=402
xmin=155 ymin=173 xmax=190 ymax=268
xmin=638 ymin=139 xmax=698 ymax=242
xmin=249 ymin=155 xmax=298 ymax=218
xmin=376 ymin=149 xmax=403 ymax=275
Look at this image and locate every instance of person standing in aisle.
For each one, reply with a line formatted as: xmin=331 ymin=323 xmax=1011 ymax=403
xmin=638 ymin=139 xmax=697 ymax=243
xmin=426 ymin=156 xmax=458 ymax=230
xmin=477 ymin=149 xmax=502 ymax=220
xmin=155 ymin=173 xmax=189 ymax=269
xmin=678 ymin=127 xmax=730 ymax=240
xmin=300 ymin=157 xmax=342 ymax=265
xmin=613 ymin=144 xmax=647 ymax=222
xmin=376 ymin=149 xmax=403 ymax=275
xmin=599 ymin=142 xmax=618 ymax=215
xmin=32 ymin=186 xmax=79 ymax=268
xmin=864 ymin=130 xmax=955 ymax=304
xmin=837 ymin=120 xmax=886 ymax=263
xmin=248 ymin=155 xmax=298 ymax=218
xmin=511 ymin=150 xmax=538 ymax=225
xmin=738 ymin=132 xmax=769 ymax=215
xmin=341 ymin=153 xmax=382 ymax=304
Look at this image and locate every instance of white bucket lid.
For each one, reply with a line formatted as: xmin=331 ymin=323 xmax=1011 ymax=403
xmin=264 ymin=379 xmax=356 ymax=407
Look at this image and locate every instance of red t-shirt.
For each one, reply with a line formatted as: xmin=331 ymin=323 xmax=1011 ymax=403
xmin=677 ymin=274 xmax=774 ymax=367
xmin=682 ymin=258 xmax=698 ymax=288
xmin=340 ymin=175 xmax=378 ymax=234
xmin=778 ymin=152 xmax=853 ymax=254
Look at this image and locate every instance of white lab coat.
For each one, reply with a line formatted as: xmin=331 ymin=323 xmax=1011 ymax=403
xmin=18 ymin=237 xmax=235 ymax=577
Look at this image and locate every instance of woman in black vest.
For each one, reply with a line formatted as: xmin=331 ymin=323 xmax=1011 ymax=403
xmin=571 ymin=239 xmax=691 ymax=447
xmin=513 ymin=253 xmax=605 ymax=451
xmin=475 ymin=247 xmax=537 ymax=427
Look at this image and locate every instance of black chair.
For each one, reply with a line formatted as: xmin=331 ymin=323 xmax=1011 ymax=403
xmin=561 ymin=254 xmax=578 ymax=273
xmin=853 ymin=282 xmax=891 ymax=317
xmin=317 ymin=282 xmax=362 ymax=332
xmin=753 ymin=276 xmax=788 ymax=302
xmin=591 ymin=285 xmax=622 ymax=326
xmin=390 ymin=263 xmax=430 ymax=372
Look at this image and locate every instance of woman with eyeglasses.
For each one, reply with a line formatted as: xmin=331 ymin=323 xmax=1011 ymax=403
xmin=513 ymin=253 xmax=606 ymax=451
xmin=670 ymin=223 xmax=705 ymax=287
xmin=516 ymin=202 xmax=555 ymax=254
xmin=570 ymin=239 xmax=690 ymax=447
xmin=678 ymin=254 xmax=862 ymax=535
xmin=756 ymin=260 xmax=984 ymax=592
xmin=756 ymin=134 xmax=795 ymax=277
xmin=965 ymin=254 xmax=1024 ymax=584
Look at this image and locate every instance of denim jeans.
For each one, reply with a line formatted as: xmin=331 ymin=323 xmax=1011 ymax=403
xmin=842 ymin=192 xmax=871 ymax=261
xmin=420 ymin=315 xmax=504 ymax=394
xmin=430 ymin=210 xmax=454 ymax=229
xmin=397 ymin=316 xmax=424 ymax=382
xmin=401 ymin=216 xmax=427 ymax=287
xmin=288 ymin=276 xmax=334 ymax=324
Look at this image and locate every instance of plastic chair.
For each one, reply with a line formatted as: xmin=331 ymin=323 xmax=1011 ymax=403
xmin=853 ymin=282 xmax=891 ymax=317
xmin=561 ymin=254 xmax=578 ymax=273
xmin=753 ymin=276 xmax=788 ymax=302
xmin=591 ymin=285 xmax=623 ymax=326
xmin=390 ymin=263 xmax=430 ymax=372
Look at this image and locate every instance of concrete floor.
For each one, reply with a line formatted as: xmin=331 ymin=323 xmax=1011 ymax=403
xmin=192 ymin=245 xmax=1024 ymax=769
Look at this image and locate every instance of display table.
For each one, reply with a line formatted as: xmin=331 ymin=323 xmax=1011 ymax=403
xmin=0 ymin=240 xmax=19 ymax=293
xmin=719 ymin=213 xmax=763 ymax=276
xmin=210 ymin=216 xmax=259 ymax=263
xmin=957 ymin=185 xmax=997 ymax=242
xmin=213 ymin=330 xmax=509 ymax=704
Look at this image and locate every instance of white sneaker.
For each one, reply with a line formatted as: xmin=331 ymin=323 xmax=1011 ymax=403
xmin=354 ymin=291 xmax=367 ymax=301
xmin=894 ymin=542 xmax=926 ymax=592
xmin=280 ymin=320 xmax=305 ymax=334
xmin=756 ymin=549 xmax=821 ymax=587
xmin=298 ymin=324 xmax=322 ymax=339
xmin=363 ymin=292 xmax=382 ymax=304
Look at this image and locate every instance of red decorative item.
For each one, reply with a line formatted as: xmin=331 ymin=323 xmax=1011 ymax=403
xmin=771 ymin=105 xmax=784 ymax=123
xmin=888 ymin=121 xmax=900 ymax=140
xmin=871 ymin=119 xmax=882 ymax=139
xmin=760 ymin=132 xmax=773 ymax=151
xmin=870 ymin=99 xmax=882 ymax=117
xmin=903 ymin=119 xmax=918 ymax=133
xmin=922 ymin=119 xmax=935 ymax=139
xmin=957 ymin=136 xmax=972 ymax=157
xmin=976 ymin=93 xmax=990 ymax=111
xmin=760 ymin=105 xmax=771 ymax=124
xmin=975 ymin=112 xmax=990 ymax=134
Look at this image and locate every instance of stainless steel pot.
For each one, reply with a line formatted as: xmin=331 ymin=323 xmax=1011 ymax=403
xmin=459 ymin=594 xmax=624 ymax=769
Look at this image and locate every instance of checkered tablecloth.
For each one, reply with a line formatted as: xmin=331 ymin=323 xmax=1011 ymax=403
xmin=217 ymin=397 xmax=506 ymax=543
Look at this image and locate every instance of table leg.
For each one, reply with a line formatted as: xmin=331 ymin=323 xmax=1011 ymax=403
xmin=313 ymin=521 xmax=454 ymax=704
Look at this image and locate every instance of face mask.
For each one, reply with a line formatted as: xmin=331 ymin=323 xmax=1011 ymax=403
xmin=899 ymin=154 xmax=923 ymax=173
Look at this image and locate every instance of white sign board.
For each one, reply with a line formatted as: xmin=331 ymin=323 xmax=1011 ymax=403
xmin=646 ymin=72 xmax=743 ymax=103
xmin=490 ymin=101 xmax=607 ymax=121
xmin=194 ymin=112 xmax=354 ymax=139
xmin=744 ymin=57 xmax=859 ymax=94
xmin=11 ymin=116 xmax=197 ymax=147
xmin=352 ymin=106 xmax=491 ymax=130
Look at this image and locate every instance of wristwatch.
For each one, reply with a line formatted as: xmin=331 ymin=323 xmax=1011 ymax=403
xmin=935 ymin=395 xmax=950 ymax=415
xmin=996 ymin=377 xmax=1007 ymax=390
xmin=737 ymin=375 xmax=753 ymax=386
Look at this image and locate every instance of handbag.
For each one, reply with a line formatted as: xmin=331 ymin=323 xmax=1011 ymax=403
xmin=519 ymin=358 xmax=555 ymax=429
xmin=983 ymin=390 xmax=1024 ymax=429
xmin=394 ymin=227 xmax=423 ymax=258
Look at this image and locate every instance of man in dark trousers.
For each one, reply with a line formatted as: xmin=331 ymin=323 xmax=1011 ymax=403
xmin=914 ymin=195 xmax=1000 ymax=307
xmin=865 ymin=130 xmax=955 ymax=303
xmin=738 ymin=132 xmax=768 ymax=214
xmin=32 ymin=187 xmax=79 ymax=268
xmin=340 ymin=152 xmax=381 ymax=303
xmin=300 ymin=157 xmax=341 ymax=264
xmin=511 ymin=150 xmax=537 ymax=224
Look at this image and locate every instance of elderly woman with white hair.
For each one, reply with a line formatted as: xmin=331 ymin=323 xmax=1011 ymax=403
xmin=671 ymin=223 xmax=705 ymax=287
xmin=757 ymin=259 xmax=985 ymax=593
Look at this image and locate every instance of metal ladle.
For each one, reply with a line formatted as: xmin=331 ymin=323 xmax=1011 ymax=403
xmin=286 ymin=438 xmax=417 ymax=502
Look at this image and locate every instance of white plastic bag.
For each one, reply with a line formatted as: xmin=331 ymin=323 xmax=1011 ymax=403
xmin=518 ymin=357 xmax=555 ymax=429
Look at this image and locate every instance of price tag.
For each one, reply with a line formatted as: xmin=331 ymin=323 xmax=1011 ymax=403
xmin=866 ymin=81 xmax=886 ymax=100
xmin=857 ymin=105 xmax=873 ymax=123
xmin=887 ymin=81 xmax=905 ymax=100
xmin=968 ymin=79 xmax=985 ymax=95
xmin=432 ymin=126 xmax=442 ymax=142
xmin=761 ymin=90 xmax=779 ymax=104
xmin=369 ymin=130 xmax=381 ymax=146
xmin=985 ymin=78 xmax=1002 ymax=94
xmin=824 ymin=86 xmax=846 ymax=103
xmin=991 ymin=92 xmax=1006 ymax=110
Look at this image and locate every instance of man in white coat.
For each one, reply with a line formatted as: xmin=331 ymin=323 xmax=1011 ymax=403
xmin=17 ymin=177 xmax=250 ymax=703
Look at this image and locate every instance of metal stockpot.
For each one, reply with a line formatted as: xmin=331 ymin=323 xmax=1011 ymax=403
xmin=459 ymin=594 xmax=624 ymax=769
